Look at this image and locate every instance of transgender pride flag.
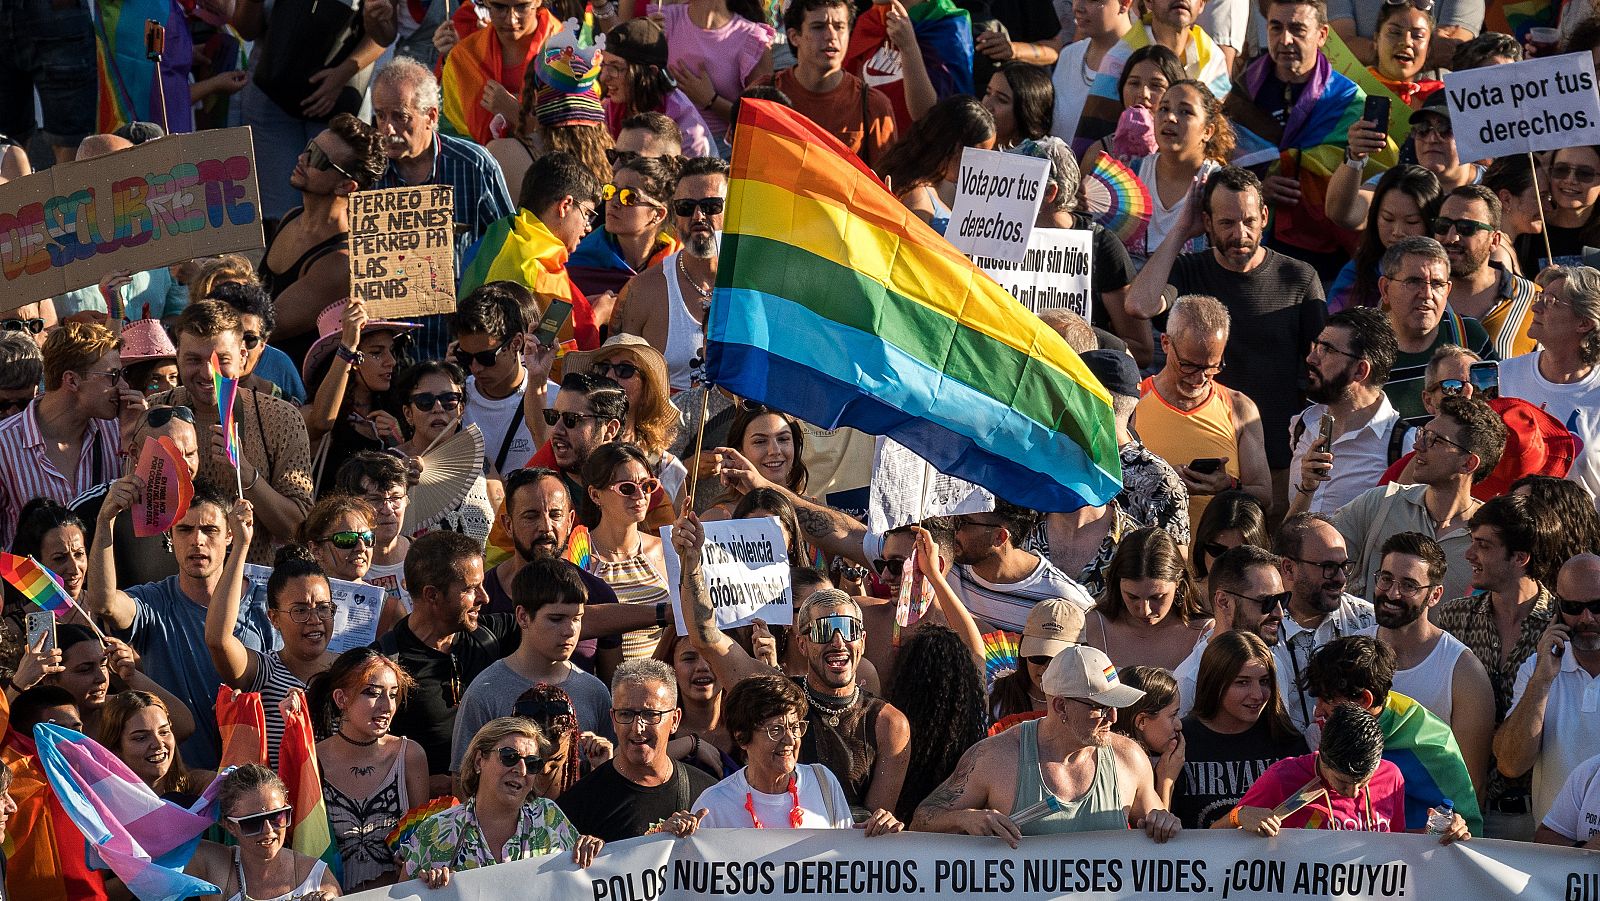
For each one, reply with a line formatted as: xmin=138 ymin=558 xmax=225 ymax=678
xmin=33 ymin=723 xmax=225 ymax=901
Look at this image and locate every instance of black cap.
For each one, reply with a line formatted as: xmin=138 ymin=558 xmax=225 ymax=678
xmin=113 ymin=121 xmax=167 ymax=145
xmin=606 ymin=18 xmax=669 ymax=69
xmin=1413 ymin=90 xmax=1450 ymax=124
xmin=1081 ymin=349 xmax=1141 ymax=399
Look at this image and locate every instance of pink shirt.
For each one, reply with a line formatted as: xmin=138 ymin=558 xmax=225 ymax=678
xmin=1238 ymin=753 xmax=1406 ymax=832
xmin=662 ymin=4 xmax=774 ymax=139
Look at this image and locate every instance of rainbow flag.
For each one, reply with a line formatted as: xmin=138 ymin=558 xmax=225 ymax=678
xmin=440 ymin=9 xmax=561 ymax=143
xmin=706 ymin=100 xmax=1121 ymax=512
xmin=32 ymin=723 xmax=224 ymax=901
xmin=1379 ymin=691 xmax=1484 ymax=836
xmin=385 ymin=795 xmax=458 ymax=854
xmin=460 ymin=210 xmax=601 ymax=349
xmin=215 ymin=686 xmax=267 ymax=770
xmin=279 ymin=689 xmax=341 ymax=879
xmin=211 ymin=352 xmax=240 ymax=469
xmin=0 ymin=552 xmax=77 ymax=619
xmin=844 ymin=0 xmax=973 ymax=131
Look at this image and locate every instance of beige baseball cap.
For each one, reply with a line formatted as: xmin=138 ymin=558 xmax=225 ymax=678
xmin=1018 ymin=599 xmax=1086 ymax=659
xmin=1040 ymin=645 xmax=1146 ymax=708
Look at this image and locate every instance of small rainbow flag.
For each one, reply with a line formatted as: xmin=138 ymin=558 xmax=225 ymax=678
xmin=565 ymin=524 xmax=593 ymax=570
xmin=1102 ymin=663 xmax=1118 ymax=681
xmin=279 ymin=689 xmax=341 ymax=880
xmin=1 ymin=552 xmax=77 ymax=619
xmin=211 ymin=352 xmax=241 ymax=470
xmin=386 ymin=796 xmax=458 ymax=854
xmin=981 ymin=630 xmax=1018 ymax=686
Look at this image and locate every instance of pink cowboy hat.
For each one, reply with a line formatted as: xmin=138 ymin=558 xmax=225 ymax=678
xmin=120 ymin=318 xmax=177 ymax=364
xmin=301 ymin=300 xmax=421 ymax=383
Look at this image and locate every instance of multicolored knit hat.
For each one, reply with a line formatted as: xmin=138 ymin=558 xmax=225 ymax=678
xmin=536 ymin=18 xmax=605 ymax=129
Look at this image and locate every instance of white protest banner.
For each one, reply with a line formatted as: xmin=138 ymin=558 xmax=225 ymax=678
xmin=243 ymin=564 xmax=385 ymax=653
xmin=973 ymin=226 xmax=1094 ymax=318
xmin=348 ymin=185 xmax=457 ymax=318
xmin=0 ymin=127 xmax=263 ymax=299
xmin=1444 ymin=52 xmax=1600 ymax=161
xmin=945 ymin=146 xmax=1050 ymax=263
xmin=348 ymin=826 xmax=1596 ymax=901
xmin=662 ymin=517 xmax=791 ymax=636
xmin=868 ymin=436 xmax=995 ymax=535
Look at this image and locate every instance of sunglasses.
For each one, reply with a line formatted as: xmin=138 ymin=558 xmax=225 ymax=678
xmin=1026 ymin=655 xmax=1054 ymax=667
xmin=1 ymin=318 xmax=44 ymax=334
xmin=410 ymin=391 xmax=463 ymax=412
xmin=1068 ymin=697 xmax=1113 ymax=718
xmin=228 ymin=805 xmax=293 ymax=836
xmin=1410 ymin=121 xmax=1452 ymax=140
xmin=304 ymin=140 xmax=358 ymax=181
xmin=494 ymin=746 xmax=547 ymax=771
xmin=608 ymin=478 xmax=661 ymax=498
xmin=1220 ymin=588 xmax=1293 ymax=614
xmin=1432 ymin=216 xmax=1495 ymax=237
xmin=870 ymin=556 xmax=906 ymax=575
xmin=1557 ymin=596 xmax=1600 ymax=617
xmin=1201 ymin=541 xmax=1230 ymax=559
xmin=1551 ymin=163 xmax=1600 ymax=185
xmin=602 ymin=183 xmax=662 ymax=209
xmin=144 ymin=405 xmax=195 ymax=428
xmin=542 ymin=409 xmax=606 ymax=428
xmin=805 ymin=612 xmax=863 ymax=644
xmin=1415 ymin=426 xmax=1468 ymax=453
xmin=322 ymin=530 xmax=375 ymax=550
xmin=515 ymin=697 xmax=577 ymax=725
xmin=453 ymin=342 xmax=511 ymax=370
xmin=1429 ymin=378 xmax=1465 ymax=396
xmin=590 ymin=361 xmax=639 ymax=380
xmin=673 ymin=197 xmax=725 ymax=218
xmin=605 ymin=148 xmax=641 ymax=167
xmin=241 ymin=331 xmax=264 ymax=350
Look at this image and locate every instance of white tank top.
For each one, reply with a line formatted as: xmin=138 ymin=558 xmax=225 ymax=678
xmin=1390 ymin=631 xmax=1472 ymax=725
xmin=663 ymin=252 xmax=707 ymax=392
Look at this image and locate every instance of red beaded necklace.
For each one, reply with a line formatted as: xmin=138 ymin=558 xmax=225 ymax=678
xmin=744 ymin=773 xmax=804 ymax=828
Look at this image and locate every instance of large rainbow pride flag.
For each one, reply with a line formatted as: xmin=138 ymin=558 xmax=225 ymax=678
xmin=705 ymin=100 xmax=1121 ymax=512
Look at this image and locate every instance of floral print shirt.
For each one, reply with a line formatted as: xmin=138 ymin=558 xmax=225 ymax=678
xmin=398 ymin=797 xmax=577 ymax=876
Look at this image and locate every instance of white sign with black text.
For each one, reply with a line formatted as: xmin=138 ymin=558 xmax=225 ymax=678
xmin=244 ymin=564 xmax=386 ymax=654
xmin=973 ymin=227 xmax=1094 ymax=318
xmin=945 ymin=147 xmax=1050 ymax=262
xmin=1443 ymin=52 xmax=1600 ymax=161
xmin=663 ymin=517 xmax=792 ymax=636
xmin=867 ymin=436 xmax=996 ymax=534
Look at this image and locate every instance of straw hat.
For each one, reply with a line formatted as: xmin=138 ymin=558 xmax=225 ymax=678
xmin=301 ymin=300 xmax=420 ymax=383
xmin=562 ymin=333 xmax=668 ymax=389
xmin=119 ymin=318 xmax=177 ymax=364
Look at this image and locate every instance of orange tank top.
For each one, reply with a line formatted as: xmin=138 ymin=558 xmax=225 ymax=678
xmin=1135 ymin=376 xmax=1240 ymax=525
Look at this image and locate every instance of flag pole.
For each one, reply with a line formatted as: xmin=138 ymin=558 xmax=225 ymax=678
xmin=684 ymin=384 xmax=711 ymax=514
xmin=1530 ymin=151 xmax=1555 ymax=269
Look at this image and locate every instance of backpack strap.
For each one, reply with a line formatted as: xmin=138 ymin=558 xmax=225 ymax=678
xmin=810 ymin=763 xmax=838 ymax=825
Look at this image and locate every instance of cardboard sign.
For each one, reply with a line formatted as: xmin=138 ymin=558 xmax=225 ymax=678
xmin=973 ymin=227 xmax=1095 ymax=318
xmin=0 ymin=127 xmax=263 ymax=299
xmin=1444 ymin=52 xmax=1600 ymax=161
xmin=945 ymin=147 xmax=1050 ymax=262
xmin=243 ymin=564 xmax=386 ymax=654
xmin=132 ymin=435 xmax=194 ymax=537
xmin=662 ymin=517 xmax=792 ymax=636
xmin=348 ymin=185 xmax=457 ymax=318
xmin=867 ymin=436 xmax=995 ymax=534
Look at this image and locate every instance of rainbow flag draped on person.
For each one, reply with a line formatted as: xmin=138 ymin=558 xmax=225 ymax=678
xmin=1379 ymin=692 xmax=1485 ymax=836
xmin=32 ymin=723 xmax=225 ymax=901
xmin=705 ymin=100 xmax=1121 ymax=512
xmin=844 ymin=0 xmax=973 ymax=132
xmin=440 ymin=6 xmax=561 ymax=143
xmin=460 ymin=210 xmax=601 ymax=349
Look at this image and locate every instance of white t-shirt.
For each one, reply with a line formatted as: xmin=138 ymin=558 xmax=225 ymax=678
xmin=1511 ymin=650 xmax=1600 ymax=824
xmin=1050 ymin=40 xmax=1095 ymax=148
xmin=1542 ymin=751 xmax=1600 ymax=844
xmin=1498 ymin=352 xmax=1600 ymax=509
xmin=464 ymin=374 xmax=535 ymax=474
xmin=693 ymin=764 xmax=853 ymax=829
xmin=365 ymin=559 xmax=411 ymax=614
xmin=1195 ymin=0 xmax=1247 ymax=50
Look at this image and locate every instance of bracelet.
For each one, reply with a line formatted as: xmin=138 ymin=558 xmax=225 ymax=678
xmin=655 ymin=601 xmax=669 ymax=628
xmin=1295 ymin=483 xmax=1316 ymax=495
xmin=699 ymin=93 xmax=719 ymax=112
xmin=689 ymin=732 xmax=702 ymax=758
xmin=335 ymin=344 xmax=364 ymax=366
xmin=1343 ymin=152 xmax=1365 ymax=170
xmin=1228 ymin=807 xmax=1242 ymax=828
xmin=242 ymin=466 xmax=262 ymax=493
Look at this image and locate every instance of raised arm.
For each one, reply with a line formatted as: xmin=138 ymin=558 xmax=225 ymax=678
xmin=911 ymin=526 xmax=984 ymax=671
xmin=713 ymin=447 xmax=870 ymax=564
xmin=1493 ymin=624 xmax=1565 ymax=778
xmin=303 ymin=299 xmax=365 ymax=442
xmin=86 ymin=476 xmax=143 ymax=631
xmin=205 ymin=500 xmax=261 ymax=689
xmin=672 ymin=511 xmax=775 ymax=687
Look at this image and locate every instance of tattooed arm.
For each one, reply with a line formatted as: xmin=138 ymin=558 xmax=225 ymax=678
xmin=911 ymin=736 xmax=1024 ymax=848
xmin=673 ymin=512 xmax=779 ymax=687
xmin=713 ymin=446 xmax=870 ymax=565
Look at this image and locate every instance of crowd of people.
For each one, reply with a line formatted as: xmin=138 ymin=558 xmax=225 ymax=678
xmin=3 ymin=0 xmax=1600 ymax=895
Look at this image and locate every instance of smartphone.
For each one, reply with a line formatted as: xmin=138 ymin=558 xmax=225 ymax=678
xmin=533 ymin=299 xmax=573 ymax=347
xmin=144 ymin=19 xmax=166 ymax=60
xmin=1188 ymin=458 xmax=1224 ymax=474
xmin=1318 ymin=412 xmax=1336 ymax=449
xmin=25 ymin=610 xmax=55 ymax=655
xmin=1362 ymin=95 xmax=1391 ymax=131
xmin=1469 ymin=360 xmax=1499 ymax=397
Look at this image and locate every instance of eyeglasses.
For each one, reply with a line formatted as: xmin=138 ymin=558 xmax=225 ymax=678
xmin=322 ymin=530 xmax=375 ymax=550
xmin=410 ymin=391 xmax=464 ymax=412
xmin=494 ymin=746 xmax=546 ymax=771
xmin=1 ymin=318 xmax=44 ymax=334
xmin=1220 ymin=588 xmax=1293 ymax=614
xmin=1290 ymin=556 xmax=1356 ymax=579
xmin=452 ymin=342 xmax=511 ymax=370
xmin=1415 ymin=426 xmax=1469 ymax=453
xmin=760 ymin=719 xmax=809 ymax=741
xmin=1428 ymin=378 xmax=1465 ymax=396
xmin=241 ymin=331 xmax=263 ymax=350
xmin=608 ymin=477 xmax=661 ymax=498
xmin=542 ymin=409 xmax=606 ymax=428
xmin=365 ymin=490 xmax=407 ymax=510
xmin=227 ymin=805 xmax=293 ymax=836
xmin=1534 ymin=288 xmax=1572 ymax=309
xmin=515 ymin=696 xmax=577 ymax=726
xmin=1374 ymin=572 xmax=1436 ymax=600
xmin=1310 ymin=338 xmax=1361 ymax=360
xmin=804 ymin=612 xmax=864 ymax=644
xmin=673 ymin=197 xmax=726 ymax=218
xmin=602 ymin=183 xmax=663 ymax=209
xmin=1551 ymin=163 xmax=1600 ymax=185
xmin=1171 ymin=350 xmax=1225 ymax=377
xmin=1432 ymin=216 xmax=1496 ymax=238
xmin=1410 ymin=121 xmax=1452 ymax=140
xmin=1383 ymin=0 xmax=1432 ymax=9
xmin=284 ymin=603 xmax=336 ymax=623
xmin=303 ymin=140 xmax=358 ymax=181
xmin=144 ymin=405 xmax=195 ymax=428
xmin=1068 ymin=697 xmax=1113 ymax=718
xmin=80 ymin=367 xmax=128 ymax=384
xmin=577 ymin=203 xmax=600 ymax=228
xmin=1557 ymin=596 xmax=1600 ymax=617
xmin=612 ymin=707 xmax=674 ymax=725
xmin=870 ymin=556 xmax=906 ymax=575
xmin=590 ymin=361 xmax=639 ymax=380
xmin=1393 ymin=276 xmax=1451 ymax=294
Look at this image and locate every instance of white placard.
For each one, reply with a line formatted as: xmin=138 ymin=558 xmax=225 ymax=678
xmin=973 ymin=226 xmax=1095 ymax=318
xmin=663 ymin=517 xmax=792 ymax=636
xmin=944 ymin=147 xmax=1050 ymax=262
xmin=243 ymin=564 xmax=386 ymax=653
xmin=867 ymin=436 xmax=996 ymax=535
xmin=1443 ymin=52 xmax=1600 ymax=161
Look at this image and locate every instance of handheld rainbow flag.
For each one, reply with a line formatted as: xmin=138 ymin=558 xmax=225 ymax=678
xmin=279 ymin=689 xmax=342 ymax=879
xmin=706 ymin=100 xmax=1121 ymax=512
xmin=1 ymin=552 xmax=77 ymax=619
xmin=386 ymin=796 xmax=459 ymax=855
xmin=565 ymin=524 xmax=593 ymax=570
xmin=211 ymin=352 xmax=243 ymax=494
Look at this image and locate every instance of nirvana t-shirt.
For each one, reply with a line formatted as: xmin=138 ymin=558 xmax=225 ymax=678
xmin=560 ymin=760 xmax=718 ymax=841
xmin=1171 ymin=715 xmax=1308 ymax=828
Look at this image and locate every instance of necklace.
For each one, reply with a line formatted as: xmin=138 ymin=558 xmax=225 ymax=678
xmin=336 ymin=729 xmax=378 ymax=747
xmin=804 ymin=682 xmax=859 ymax=727
xmin=677 ymin=254 xmax=712 ymax=310
xmin=1079 ymin=48 xmax=1094 ymax=87
xmin=744 ymin=774 xmax=804 ymax=828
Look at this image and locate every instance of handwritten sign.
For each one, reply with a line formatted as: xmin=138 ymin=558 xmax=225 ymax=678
xmin=974 ymin=227 xmax=1095 ymax=318
xmin=243 ymin=564 xmax=386 ymax=653
xmin=945 ymin=147 xmax=1050 ymax=262
xmin=132 ymin=436 xmax=193 ymax=537
xmin=1444 ymin=52 xmax=1600 ymax=160
xmin=662 ymin=517 xmax=792 ymax=636
xmin=0 ymin=127 xmax=263 ymax=299
xmin=349 ymin=185 xmax=456 ymax=318
xmin=867 ymin=436 xmax=995 ymax=534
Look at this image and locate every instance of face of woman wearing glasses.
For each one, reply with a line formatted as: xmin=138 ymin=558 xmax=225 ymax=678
xmin=224 ymin=784 xmax=292 ymax=858
xmin=314 ymin=510 xmax=374 ymax=582
xmin=605 ymin=168 xmax=667 ymax=240
xmin=591 ymin=457 xmax=655 ymax=526
xmin=1548 ymin=146 xmax=1600 ymax=218
xmin=267 ymin=574 xmax=335 ymax=660
xmin=402 ymin=371 xmax=466 ymax=447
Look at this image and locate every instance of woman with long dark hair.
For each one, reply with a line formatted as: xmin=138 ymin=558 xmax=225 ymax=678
xmin=1079 ymin=44 xmax=1186 ymax=168
xmin=982 ymin=62 xmax=1053 ymax=149
xmin=1187 ymin=490 xmax=1271 ymax=582
xmin=703 ymin=406 xmax=810 ymax=521
xmin=391 ymin=360 xmax=498 ymax=542
xmin=886 ymin=624 xmax=986 ymax=822
xmin=1111 ymin=666 xmax=1184 ymax=807
xmin=1328 ymin=165 xmax=1441 ymax=312
xmin=877 ymin=95 xmax=996 ymax=235
xmin=301 ymin=298 xmax=418 ymax=495
xmin=1085 ymin=528 xmax=1212 ymax=671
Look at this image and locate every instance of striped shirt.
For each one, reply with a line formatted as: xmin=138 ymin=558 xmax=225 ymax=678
xmin=951 ymin=554 xmax=1095 ymax=635
xmin=0 ymin=398 xmax=121 ymax=548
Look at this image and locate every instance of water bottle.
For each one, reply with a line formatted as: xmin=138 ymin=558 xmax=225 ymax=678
xmin=1426 ymin=799 xmax=1455 ymax=835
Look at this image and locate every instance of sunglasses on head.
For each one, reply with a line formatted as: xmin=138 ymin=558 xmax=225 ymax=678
xmin=144 ymin=405 xmax=195 ymax=428
xmin=673 ymin=196 xmax=725 ymax=218
xmin=495 ymin=746 xmax=547 ymax=771
xmin=1 ymin=318 xmax=44 ymax=334
xmin=1557 ymin=596 xmax=1600 ymax=617
xmin=590 ymin=360 xmax=638 ymax=380
xmin=515 ymin=697 xmax=577 ymax=725
xmin=410 ymin=391 xmax=463 ymax=412
xmin=322 ymin=530 xmax=375 ymax=550
xmin=542 ymin=409 xmax=605 ymax=428
xmin=303 ymin=140 xmax=357 ymax=181
xmin=227 ymin=805 xmax=293 ymax=836
xmin=608 ymin=477 xmax=661 ymax=498
xmin=805 ymin=612 xmax=863 ymax=644
xmin=453 ymin=342 xmax=511 ymax=370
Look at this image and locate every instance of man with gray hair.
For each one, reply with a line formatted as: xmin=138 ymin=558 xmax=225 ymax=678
xmin=1376 ymin=235 xmax=1495 ymax=427
xmin=558 ymin=657 xmax=717 ymax=840
xmin=0 ymin=331 xmax=41 ymax=420
xmin=1135 ymin=294 xmax=1271 ymax=526
xmin=371 ymin=56 xmax=514 ymax=358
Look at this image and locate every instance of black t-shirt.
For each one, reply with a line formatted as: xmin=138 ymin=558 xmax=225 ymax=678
xmin=375 ymin=612 xmax=520 ymax=774
xmin=1168 ymin=249 xmax=1326 ymax=469
xmin=1171 ymin=715 xmax=1308 ymax=829
xmin=1071 ymin=211 xmax=1136 ymax=334
xmin=560 ymin=760 xmax=718 ymax=841
xmin=483 ymin=560 xmax=624 ymax=673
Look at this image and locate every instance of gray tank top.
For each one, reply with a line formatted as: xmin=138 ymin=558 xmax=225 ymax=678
xmin=1011 ymin=718 xmax=1129 ymax=836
